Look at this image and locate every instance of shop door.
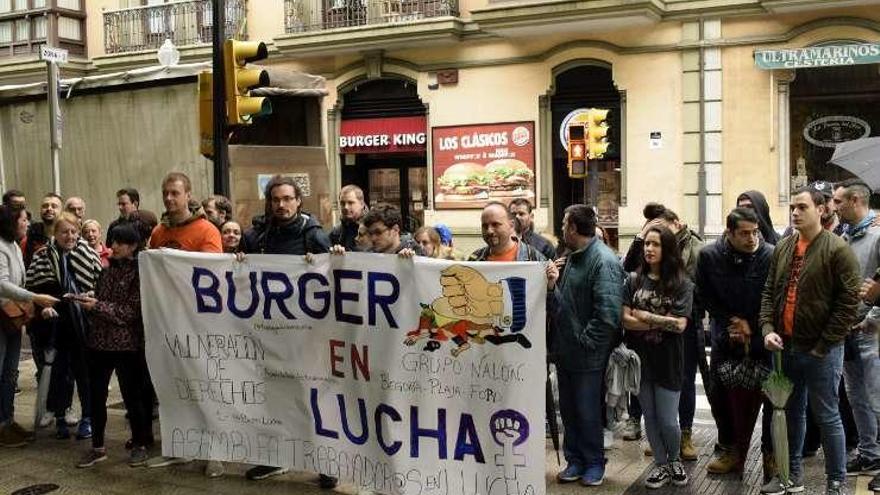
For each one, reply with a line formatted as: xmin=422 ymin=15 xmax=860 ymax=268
xmin=343 ymin=157 xmax=427 ymax=233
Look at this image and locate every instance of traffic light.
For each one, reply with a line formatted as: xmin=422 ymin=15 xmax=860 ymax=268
xmin=223 ymin=40 xmax=272 ymax=126
xmin=198 ymin=71 xmax=213 ymax=158
xmin=586 ymin=108 xmax=610 ymax=159
xmin=567 ymin=123 xmax=587 ymax=178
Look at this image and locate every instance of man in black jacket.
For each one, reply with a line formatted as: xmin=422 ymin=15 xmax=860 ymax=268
xmin=329 ymin=184 xmax=367 ymax=251
xmin=243 ymin=176 xmax=330 ymax=256
xmin=696 ymin=207 xmax=774 ymax=479
xmin=509 ymin=198 xmax=555 ymax=260
xmin=736 ymin=190 xmax=780 ymax=245
xmin=240 ymin=175 xmax=335 ymax=488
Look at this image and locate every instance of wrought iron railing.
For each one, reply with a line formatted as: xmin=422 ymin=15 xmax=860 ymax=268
xmin=284 ymin=0 xmax=457 ymax=33
xmin=103 ymin=0 xmax=246 ymax=54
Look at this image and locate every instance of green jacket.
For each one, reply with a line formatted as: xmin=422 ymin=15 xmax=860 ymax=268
xmin=759 ymin=229 xmax=860 ymax=356
xmin=552 ymin=238 xmax=624 ymax=372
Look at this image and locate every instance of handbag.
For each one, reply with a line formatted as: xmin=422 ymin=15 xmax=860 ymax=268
xmin=716 ymin=341 xmax=770 ymax=390
xmin=0 ymin=299 xmax=35 ymax=334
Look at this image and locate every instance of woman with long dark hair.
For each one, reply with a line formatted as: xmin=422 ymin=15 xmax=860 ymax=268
xmin=74 ymin=224 xmax=153 ymax=468
xmin=622 ymin=225 xmax=693 ymax=489
xmin=0 ymin=205 xmax=58 ymax=447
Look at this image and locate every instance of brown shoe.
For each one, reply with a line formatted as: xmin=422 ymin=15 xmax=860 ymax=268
xmin=680 ymin=429 xmax=698 ymax=461
xmin=0 ymin=424 xmax=27 ymax=448
xmin=706 ymin=451 xmax=741 ymax=474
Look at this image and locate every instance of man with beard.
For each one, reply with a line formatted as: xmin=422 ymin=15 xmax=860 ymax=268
xmin=830 ymin=180 xmax=880 ymax=478
xmin=22 ymin=192 xmax=63 ymax=266
xmin=201 ymin=195 xmax=232 ymax=229
xmin=509 ymin=198 xmax=555 ymax=260
xmin=329 ymin=184 xmax=367 ymax=251
xmin=553 ymin=204 xmax=621 ymax=486
xmin=697 ymin=208 xmax=774 ymax=479
xmin=239 ymin=175 xmax=336 ymax=488
xmin=470 ymin=202 xmax=545 ymax=262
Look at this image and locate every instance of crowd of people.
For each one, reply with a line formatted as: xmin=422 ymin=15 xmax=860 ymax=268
xmin=0 ymin=173 xmax=877 ymax=495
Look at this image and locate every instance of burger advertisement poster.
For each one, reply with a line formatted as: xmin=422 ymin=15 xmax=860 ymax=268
xmin=432 ymin=121 xmax=536 ymax=209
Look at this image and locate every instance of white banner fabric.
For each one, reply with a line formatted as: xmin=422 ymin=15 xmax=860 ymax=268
xmin=140 ymin=250 xmax=547 ymax=495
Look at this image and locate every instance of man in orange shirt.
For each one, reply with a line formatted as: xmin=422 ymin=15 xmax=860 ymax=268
xmin=145 ymin=172 xmax=222 ymax=475
xmin=469 ymin=202 xmax=545 ymax=262
xmin=760 ymin=187 xmax=860 ymax=495
xmin=148 ymin=172 xmax=221 ymax=253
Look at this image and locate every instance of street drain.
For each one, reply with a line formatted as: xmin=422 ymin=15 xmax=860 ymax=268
xmin=11 ymin=484 xmax=60 ymax=495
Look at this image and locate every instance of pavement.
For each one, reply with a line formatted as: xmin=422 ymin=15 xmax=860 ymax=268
xmin=1 ymin=357 xmax=876 ymax=495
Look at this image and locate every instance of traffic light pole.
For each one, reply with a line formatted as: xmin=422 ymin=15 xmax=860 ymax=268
xmin=211 ymin=0 xmax=230 ymax=197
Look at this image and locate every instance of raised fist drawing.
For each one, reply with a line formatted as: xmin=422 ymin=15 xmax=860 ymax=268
xmin=435 ymin=265 xmax=504 ymax=322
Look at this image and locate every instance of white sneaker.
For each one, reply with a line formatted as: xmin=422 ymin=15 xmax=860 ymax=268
xmin=64 ymin=408 xmax=79 ymax=426
xmin=38 ymin=412 xmax=54 ymax=428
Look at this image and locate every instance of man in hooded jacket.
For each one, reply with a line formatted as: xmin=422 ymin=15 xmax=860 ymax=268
xmin=736 ymin=190 xmax=780 ymax=245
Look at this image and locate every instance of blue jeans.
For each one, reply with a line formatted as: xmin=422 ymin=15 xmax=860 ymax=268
xmin=843 ymin=331 xmax=880 ymax=462
xmin=781 ymin=344 xmax=846 ymax=483
xmin=557 ymin=367 xmax=604 ymax=467
xmin=0 ymin=329 xmax=22 ymax=425
xmin=639 ymin=381 xmax=681 ymax=465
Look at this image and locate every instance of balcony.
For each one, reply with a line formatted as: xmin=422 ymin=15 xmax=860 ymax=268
xmin=103 ymin=0 xmax=246 ymax=55
xmin=277 ymin=0 xmax=462 ymax=56
xmin=284 ymin=0 xmax=457 ymax=32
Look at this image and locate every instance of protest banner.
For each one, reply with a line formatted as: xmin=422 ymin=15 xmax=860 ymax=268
xmin=140 ymin=250 xmax=547 ymax=495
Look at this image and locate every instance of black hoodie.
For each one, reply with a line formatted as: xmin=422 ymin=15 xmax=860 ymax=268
xmin=737 ymin=190 xmax=779 ymax=245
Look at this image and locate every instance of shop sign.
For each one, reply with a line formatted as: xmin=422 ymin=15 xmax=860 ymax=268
xmin=802 ymin=115 xmax=871 ymax=149
xmin=558 ymin=108 xmax=590 ymax=150
xmin=754 ymin=43 xmax=880 ymax=70
xmin=432 ymin=121 xmax=536 ymax=209
xmin=339 ymin=116 xmax=427 ymax=153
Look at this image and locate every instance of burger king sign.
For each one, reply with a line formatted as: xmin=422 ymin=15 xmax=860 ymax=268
xmin=432 ymin=122 xmax=536 ymax=209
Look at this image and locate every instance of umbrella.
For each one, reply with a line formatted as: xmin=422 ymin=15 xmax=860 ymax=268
xmin=762 ymin=351 xmax=793 ymax=484
xmin=546 ymin=362 xmax=561 ymax=465
xmin=828 ymin=137 xmax=880 ymax=190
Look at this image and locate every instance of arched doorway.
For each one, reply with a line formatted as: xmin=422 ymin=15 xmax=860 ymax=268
xmin=550 ymin=64 xmax=622 ymax=248
xmin=338 ymin=78 xmax=428 ymax=232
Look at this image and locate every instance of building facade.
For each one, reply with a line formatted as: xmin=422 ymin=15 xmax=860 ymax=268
xmin=1 ymin=0 xmax=878 ymax=249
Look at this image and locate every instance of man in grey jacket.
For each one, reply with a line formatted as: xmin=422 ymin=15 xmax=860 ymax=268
xmin=831 ymin=179 xmax=880 ymax=477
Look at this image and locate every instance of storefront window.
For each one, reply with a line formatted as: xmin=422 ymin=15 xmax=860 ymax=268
xmin=790 ymin=64 xmax=880 ymax=194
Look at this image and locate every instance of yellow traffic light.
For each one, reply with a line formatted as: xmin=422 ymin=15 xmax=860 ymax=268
xmin=586 ymin=108 xmax=610 ymax=159
xmin=567 ymin=123 xmax=587 ymax=178
xmin=198 ymin=71 xmax=213 ymax=158
xmin=223 ymin=39 xmax=272 ymax=126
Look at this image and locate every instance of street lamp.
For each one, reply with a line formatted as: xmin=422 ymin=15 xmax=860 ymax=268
xmin=157 ymin=39 xmax=180 ymax=67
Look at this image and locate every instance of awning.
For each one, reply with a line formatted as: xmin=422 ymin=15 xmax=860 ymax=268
xmin=0 ymin=62 xmax=327 ymax=100
xmin=754 ymin=43 xmax=880 ymax=70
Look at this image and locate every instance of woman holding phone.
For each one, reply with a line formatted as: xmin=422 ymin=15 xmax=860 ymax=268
xmin=27 ymin=211 xmax=103 ymax=441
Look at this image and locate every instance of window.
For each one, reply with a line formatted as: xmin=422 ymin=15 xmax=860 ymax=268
xmin=56 ymin=0 xmax=80 ymax=9
xmin=33 ymin=0 xmax=47 ymax=8
xmin=15 ymin=18 xmax=28 ymax=41
xmin=58 ymin=16 xmax=80 ymax=40
xmin=0 ymin=21 xmax=11 ymax=43
xmin=0 ymin=0 xmax=11 ymax=14
xmin=33 ymin=15 xmax=46 ymax=38
xmin=14 ymin=0 xmax=27 ymax=11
